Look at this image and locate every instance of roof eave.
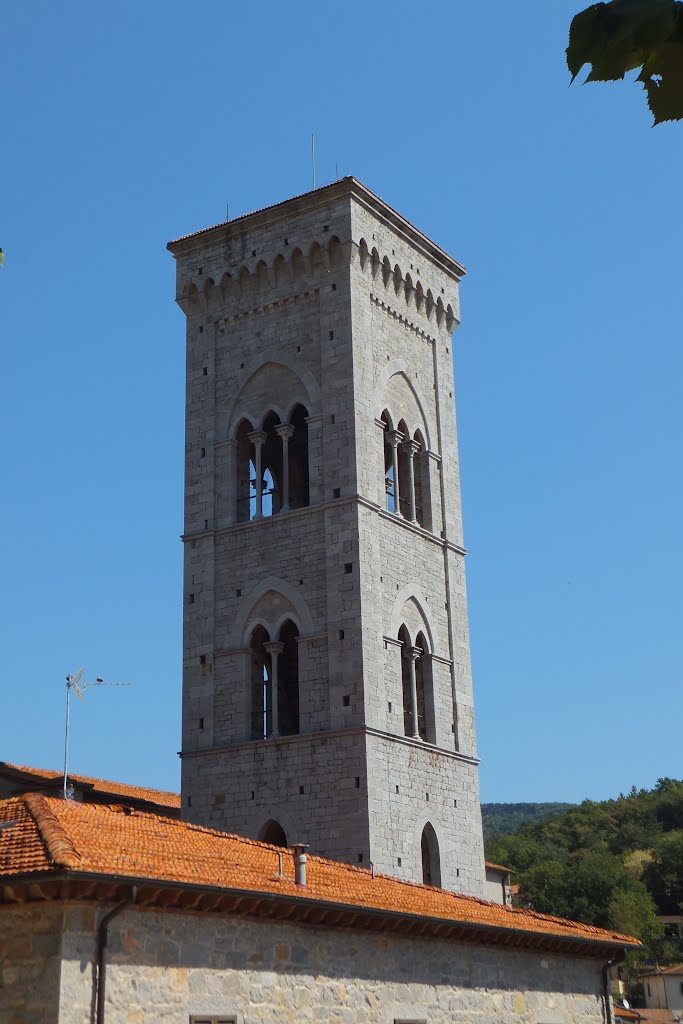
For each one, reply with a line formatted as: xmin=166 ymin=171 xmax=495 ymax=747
xmin=0 ymin=869 xmax=640 ymax=959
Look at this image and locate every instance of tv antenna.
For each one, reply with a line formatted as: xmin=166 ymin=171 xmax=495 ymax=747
xmin=311 ymin=131 xmax=316 ymax=189
xmin=63 ymin=668 xmax=130 ymax=799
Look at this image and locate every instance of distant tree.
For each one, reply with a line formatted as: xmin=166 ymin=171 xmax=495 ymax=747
xmin=607 ymin=888 xmax=664 ymax=952
xmin=566 ymin=0 xmax=683 ymax=124
xmin=644 ymin=831 xmax=683 ymax=912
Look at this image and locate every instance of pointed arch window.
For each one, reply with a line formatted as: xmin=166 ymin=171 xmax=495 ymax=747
xmin=421 ymin=823 xmax=441 ymax=886
xmin=233 ymin=406 xmax=310 ymax=522
xmin=258 ymin=819 xmax=287 ymax=847
xmin=250 ymin=625 xmax=271 ymax=739
xmin=278 ymin=619 xmax=300 ymax=736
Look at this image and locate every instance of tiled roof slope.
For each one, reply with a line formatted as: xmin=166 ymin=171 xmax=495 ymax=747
xmin=0 ymin=793 xmax=639 ymax=950
xmin=641 ymin=964 xmax=683 ymax=976
xmin=0 ymin=762 xmax=181 ymax=810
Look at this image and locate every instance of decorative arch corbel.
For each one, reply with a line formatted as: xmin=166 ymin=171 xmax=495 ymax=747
xmin=231 ymin=576 xmax=315 ymax=648
xmin=223 ymin=350 xmax=321 ymax=439
xmin=389 ymin=584 xmax=440 ymax=655
xmin=373 ymin=359 xmax=435 ymax=452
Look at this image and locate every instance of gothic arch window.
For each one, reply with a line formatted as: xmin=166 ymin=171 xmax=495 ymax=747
xmin=288 ymin=404 xmax=309 ymax=510
xmin=397 ymin=418 xmax=411 ymax=520
xmin=381 ymin=410 xmax=398 ymax=513
xmin=414 ymin=630 xmax=434 ymax=743
xmin=236 ymin=418 xmax=255 ymax=523
xmin=261 ymin=411 xmax=282 ymax=517
xmin=413 ymin=429 xmax=427 ymax=529
xmin=250 ymin=625 xmax=271 ymax=740
xmin=278 ymin=619 xmax=300 ymax=736
xmin=258 ymin=819 xmax=287 ymax=847
xmin=421 ymin=823 xmax=441 ymax=886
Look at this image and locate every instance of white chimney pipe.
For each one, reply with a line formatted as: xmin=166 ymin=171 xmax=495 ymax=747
xmin=292 ymin=843 xmax=309 ymax=886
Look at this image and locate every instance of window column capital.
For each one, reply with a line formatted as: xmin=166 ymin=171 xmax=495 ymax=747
xmin=263 ymin=640 xmax=285 ymax=656
xmin=275 ymin=423 xmax=295 ymax=441
xmin=387 ymin=429 xmax=404 ymax=449
xmin=247 ymin=429 xmax=268 ymax=448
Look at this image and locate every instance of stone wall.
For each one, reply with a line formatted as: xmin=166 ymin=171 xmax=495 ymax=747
xmin=57 ymin=903 xmax=609 ymax=1024
xmin=0 ymin=903 xmax=65 ymax=1024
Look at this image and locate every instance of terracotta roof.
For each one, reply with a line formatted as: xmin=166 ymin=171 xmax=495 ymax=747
xmin=0 ymin=793 xmax=639 ymax=953
xmin=614 ymin=1008 xmax=641 ymax=1021
xmin=485 ymin=861 xmax=513 ymax=874
xmin=633 ymin=1012 xmax=682 ymax=1024
xmin=641 ymin=964 xmax=683 ymax=977
xmin=0 ymin=762 xmax=180 ymax=810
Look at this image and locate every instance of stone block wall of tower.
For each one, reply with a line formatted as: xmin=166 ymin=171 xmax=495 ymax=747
xmin=168 ymin=179 xmax=485 ymax=895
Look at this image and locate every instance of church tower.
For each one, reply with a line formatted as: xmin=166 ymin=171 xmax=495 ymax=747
xmin=168 ymin=178 xmax=486 ymax=896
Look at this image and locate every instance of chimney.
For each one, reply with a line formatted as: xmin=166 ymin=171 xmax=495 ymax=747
xmin=292 ymin=843 xmax=309 ymax=886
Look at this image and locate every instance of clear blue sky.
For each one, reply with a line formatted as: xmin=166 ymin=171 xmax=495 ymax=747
xmin=2 ymin=1 xmax=681 ymax=805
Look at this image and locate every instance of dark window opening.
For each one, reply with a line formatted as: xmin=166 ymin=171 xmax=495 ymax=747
xmin=258 ymin=819 xmax=287 ymax=847
xmin=421 ymin=823 xmax=441 ymax=887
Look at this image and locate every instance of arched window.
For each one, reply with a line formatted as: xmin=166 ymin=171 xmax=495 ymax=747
xmin=399 ymin=625 xmax=414 ymax=737
xmin=382 ymin=410 xmax=397 ymax=513
xmin=414 ymin=630 xmax=433 ymax=743
xmin=278 ymin=619 xmax=300 ymax=736
xmin=261 ymin=411 xmax=282 ymax=517
xmin=288 ymin=404 xmax=309 ymax=510
xmin=236 ymin=419 xmax=255 ymax=523
xmin=258 ymin=819 xmax=287 ymax=847
xmin=397 ymin=419 xmax=411 ymax=520
xmin=413 ymin=430 xmax=427 ymax=529
xmin=421 ymin=823 xmax=441 ymax=886
xmin=250 ymin=625 xmax=271 ymax=739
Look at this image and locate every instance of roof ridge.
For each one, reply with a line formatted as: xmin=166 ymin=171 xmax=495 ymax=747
xmin=24 ymin=793 xmax=82 ymax=869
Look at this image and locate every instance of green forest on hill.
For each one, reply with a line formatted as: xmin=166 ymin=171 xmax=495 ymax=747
xmin=485 ymin=778 xmax=683 ymax=981
xmin=481 ymin=802 xmax=576 ymax=839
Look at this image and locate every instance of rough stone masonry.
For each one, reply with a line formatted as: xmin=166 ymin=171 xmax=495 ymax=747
xmin=168 ymin=177 xmax=486 ymax=896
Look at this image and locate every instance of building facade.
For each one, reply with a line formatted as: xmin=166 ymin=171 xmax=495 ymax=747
xmin=168 ymin=179 xmax=485 ymax=895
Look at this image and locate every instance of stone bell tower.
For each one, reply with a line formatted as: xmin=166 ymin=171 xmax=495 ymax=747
xmin=168 ymin=178 xmax=486 ymax=896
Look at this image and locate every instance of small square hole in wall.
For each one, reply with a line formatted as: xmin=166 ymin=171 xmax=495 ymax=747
xmin=204 ymin=520 xmax=208 ymax=530
xmin=338 ymin=630 xmax=345 ymax=640
xmin=187 ymin=795 xmax=192 ymax=807
xmin=201 ymin=448 xmax=206 ymax=459
xmin=298 ymin=579 xmax=303 ymax=586
xmin=454 ymin=798 xmax=458 ymax=807
xmin=199 ymin=717 xmax=204 ymax=730
xmin=252 ymin=249 xmax=256 ymax=257
xmin=199 ymin=654 xmax=206 ymax=665
xmin=388 ymin=701 xmax=392 ymax=713
xmin=397 ymin=857 xmax=402 ymax=867
xmin=199 ymin=325 xmax=203 ymax=334
xmin=236 ymin=589 xmax=241 ymax=597
xmin=456 ymin=868 xmax=460 ymax=877
xmin=198 ymin=267 xmax=203 ymax=275
xmin=333 ymin=487 xmax=341 ymax=498
xmin=240 ymin=362 xmax=244 ymax=369
xmin=251 ymin=791 xmax=255 ymax=800
xmin=355 ymin=776 xmax=360 ymax=788
xmin=329 ymin=330 xmax=334 ymax=340
xmin=284 ymin=238 xmax=288 ymax=245
xmin=395 ymin=785 xmax=400 ymax=794
xmin=331 ymin=283 xmax=336 ymax=291
xmin=297 ymin=345 xmax=301 ymax=352
xmin=426 ymin=793 xmax=429 ymax=802
xmin=299 ymin=785 xmax=305 ymax=795
xmin=344 ymin=563 xmax=352 ymax=574
xmin=358 ymin=853 xmax=363 ymax=863
xmin=330 ymin=414 xmax=335 ymax=424
xmin=446 ymin=347 xmax=449 ymax=354
xmin=189 ymin=593 xmax=195 ymax=604
xmin=203 ymin=366 xmax=208 ymax=375
xmin=450 ymin=391 xmax=453 ymax=398
xmin=343 ymin=694 xmax=350 ymax=707
xmin=323 ymin=224 xmax=329 ymax=232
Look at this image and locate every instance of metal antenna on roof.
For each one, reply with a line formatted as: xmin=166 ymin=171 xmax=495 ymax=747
xmin=311 ymin=131 xmax=316 ymax=190
xmin=62 ymin=669 xmax=130 ymax=800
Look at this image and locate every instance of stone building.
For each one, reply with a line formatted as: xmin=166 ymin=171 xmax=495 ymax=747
xmin=168 ymin=178 xmax=484 ymax=896
xmin=0 ymin=792 xmax=640 ymax=1023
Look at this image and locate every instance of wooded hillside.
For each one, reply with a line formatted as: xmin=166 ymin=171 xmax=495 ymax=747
xmin=485 ymin=778 xmax=683 ymax=968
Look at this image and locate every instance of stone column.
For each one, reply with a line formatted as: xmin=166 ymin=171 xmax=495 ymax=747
xmin=387 ymin=430 xmax=403 ymax=515
xmin=264 ymin=640 xmax=284 ymax=737
xmin=247 ymin=430 xmax=267 ymax=519
xmin=401 ymin=438 xmax=421 ymax=523
xmin=275 ymin=423 xmax=295 ymax=512
xmin=405 ymin=645 xmax=422 ymax=739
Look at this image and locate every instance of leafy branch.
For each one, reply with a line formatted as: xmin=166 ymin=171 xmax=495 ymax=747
xmin=567 ymin=0 xmax=683 ymax=124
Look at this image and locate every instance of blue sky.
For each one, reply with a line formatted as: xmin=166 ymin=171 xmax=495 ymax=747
xmin=1 ymin=1 xmax=681 ymax=805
